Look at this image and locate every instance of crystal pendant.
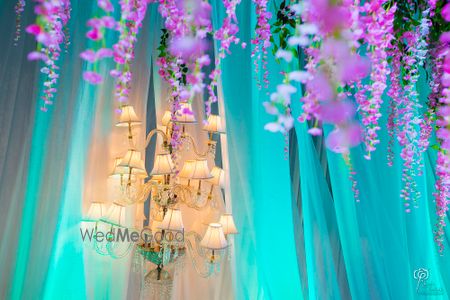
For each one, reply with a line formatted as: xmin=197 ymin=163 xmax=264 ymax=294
xmin=144 ymin=268 xmax=173 ymax=300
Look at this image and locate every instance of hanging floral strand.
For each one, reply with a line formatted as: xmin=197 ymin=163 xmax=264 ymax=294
xmin=358 ymin=1 xmax=396 ymax=160
xmin=14 ymin=0 xmax=26 ymax=44
xmin=157 ymin=0 xmax=212 ymax=151
xmin=26 ymin=0 xmax=71 ymax=111
xmin=206 ymin=0 xmax=242 ymax=117
xmin=110 ymin=0 xmax=149 ymax=104
xmin=81 ymin=0 xmax=117 ymax=84
xmin=434 ymin=2 xmax=450 ymax=254
xmin=386 ymin=41 xmax=403 ymax=167
xmin=389 ymin=0 xmax=432 ymax=210
xmin=251 ymin=0 xmax=272 ymax=89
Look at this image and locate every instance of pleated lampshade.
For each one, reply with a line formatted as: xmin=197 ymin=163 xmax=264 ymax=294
xmin=87 ymin=202 xmax=106 ymax=220
xmin=118 ymin=149 xmax=147 ymax=172
xmin=104 ymin=202 xmax=126 ymax=226
xmin=200 ymin=223 xmax=228 ymax=250
xmin=151 ymin=153 xmax=175 ymax=175
xmin=116 ymin=105 xmax=141 ymax=127
xmin=174 ymin=103 xmax=196 ymax=124
xmin=158 ymin=209 xmax=184 ymax=231
xmin=110 ymin=156 xmax=148 ymax=179
xmin=219 ymin=213 xmax=238 ymax=235
xmin=178 ymin=160 xmax=196 ymax=178
xmin=191 ymin=159 xmax=213 ymax=179
xmin=206 ymin=166 xmax=225 ymax=188
xmin=161 ymin=110 xmax=172 ymax=126
xmin=203 ymin=114 xmax=225 ymax=133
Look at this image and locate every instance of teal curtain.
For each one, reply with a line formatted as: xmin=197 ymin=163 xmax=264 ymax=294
xmin=0 ymin=0 xmax=116 ymax=298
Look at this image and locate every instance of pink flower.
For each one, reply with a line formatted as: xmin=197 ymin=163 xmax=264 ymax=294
xmin=307 ymin=72 xmax=333 ymax=101
xmin=102 ymin=16 xmax=116 ymax=29
xmin=318 ymin=100 xmax=356 ymax=124
xmin=80 ymin=49 xmax=96 ymax=62
xmin=98 ymin=0 xmax=114 ymax=12
xmin=440 ymin=31 xmax=450 ymax=44
xmin=96 ymin=48 xmax=114 ymax=59
xmin=326 ymin=123 xmax=362 ymax=153
xmin=169 ymin=36 xmax=207 ymax=60
xmin=442 ymin=3 xmax=450 ymax=22
xmin=83 ymin=71 xmax=103 ymax=84
xmin=26 ymin=24 xmax=41 ymax=35
xmin=27 ymin=51 xmax=47 ymax=61
xmin=86 ymin=28 xmax=102 ymax=40
xmin=338 ymin=55 xmax=370 ymax=83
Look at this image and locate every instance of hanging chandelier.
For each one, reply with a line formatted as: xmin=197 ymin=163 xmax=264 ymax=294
xmin=83 ymin=102 xmax=237 ymax=298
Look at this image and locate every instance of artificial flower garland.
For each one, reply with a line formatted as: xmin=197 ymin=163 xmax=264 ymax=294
xmin=14 ymin=0 xmax=26 ymax=44
xmin=251 ymin=0 xmax=271 ymax=89
xmin=26 ymin=0 xmax=71 ymax=111
xmin=434 ymin=2 xmax=450 ymax=254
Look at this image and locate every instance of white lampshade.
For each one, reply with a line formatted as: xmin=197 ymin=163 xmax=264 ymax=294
xmin=116 ymin=105 xmax=141 ymax=127
xmin=200 ymin=223 xmax=228 ymax=250
xmin=207 ymin=166 xmax=225 ymax=188
xmin=178 ymin=160 xmax=196 ymax=178
xmin=104 ymin=202 xmax=126 ymax=226
xmin=190 ymin=159 xmax=213 ymax=179
xmin=174 ymin=103 xmax=196 ymax=124
xmin=118 ymin=149 xmax=146 ymax=172
xmin=219 ymin=213 xmax=238 ymax=235
xmin=151 ymin=153 xmax=175 ymax=175
xmin=158 ymin=209 xmax=184 ymax=231
xmin=151 ymin=219 xmax=162 ymax=233
xmin=110 ymin=157 xmax=148 ymax=179
xmin=161 ymin=110 xmax=172 ymax=126
xmin=203 ymin=114 xmax=225 ymax=133
xmin=86 ymin=202 xmax=106 ymax=220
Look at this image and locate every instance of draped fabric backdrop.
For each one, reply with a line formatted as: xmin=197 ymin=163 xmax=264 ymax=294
xmin=1 ymin=0 xmax=450 ymax=299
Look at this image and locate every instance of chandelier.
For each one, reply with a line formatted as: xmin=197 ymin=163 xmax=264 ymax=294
xmin=83 ymin=102 xmax=238 ymax=299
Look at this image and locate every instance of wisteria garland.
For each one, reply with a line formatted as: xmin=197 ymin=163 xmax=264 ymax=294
xmin=434 ymin=3 xmax=450 ymax=254
xmin=14 ymin=0 xmax=26 ymax=44
xmin=157 ymin=0 xmax=213 ymax=150
xmin=386 ymin=42 xmax=403 ymax=167
xmin=358 ymin=1 xmax=396 ymax=160
xmin=110 ymin=0 xmax=149 ymax=104
xmin=26 ymin=0 xmax=71 ymax=111
xmin=207 ymin=0 xmax=242 ymax=117
xmin=251 ymin=0 xmax=271 ymax=89
xmin=81 ymin=0 xmax=117 ymax=84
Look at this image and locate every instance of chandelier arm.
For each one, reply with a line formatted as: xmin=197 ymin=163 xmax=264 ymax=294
xmin=174 ymin=185 xmax=210 ymax=210
xmin=185 ymin=231 xmax=207 ymax=258
xmin=144 ymin=129 xmax=170 ymax=151
xmin=136 ymin=180 xmax=158 ymax=203
xmin=93 ymin=238 xmax=110 ymax=256
xmin=107 ymin=239 xmax=134 ymax=259
xmin=184 ymin=233 xmax=214 ymax=278
xmin=183 ymin=133 xmax=209 ymax=158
